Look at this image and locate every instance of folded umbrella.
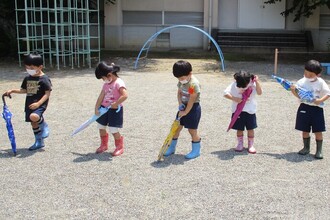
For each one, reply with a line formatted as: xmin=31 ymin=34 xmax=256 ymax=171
xmin=157 ymin=115 xmax=181 ymax=161
xmin=226 ymin=86 xmax=253 ymax=132
xmin=71 ymin=105 xmax=121 ymax=136
xmin=2 ymin=94 xmax=17 ymax=156
xmin=272 ymin=75 xmax=319 ymax=104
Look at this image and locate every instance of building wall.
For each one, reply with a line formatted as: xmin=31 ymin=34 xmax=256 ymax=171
xmin=104 ymin=0 xmax=329 ymax=51
xmin=218 ymin=0 xmax=237 ymax=29
xmin=104 ymin=0 xmax=212 ymax=50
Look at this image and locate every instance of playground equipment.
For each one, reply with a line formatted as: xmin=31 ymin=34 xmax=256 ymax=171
xmin=134 ymin=25 xmax=225 ymax=72
xmin=15 ymin=0 xmax=100 ymax=69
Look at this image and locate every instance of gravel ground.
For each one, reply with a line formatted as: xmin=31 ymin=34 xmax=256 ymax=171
xmin=0 ymin=57 xmax=330 ymax=219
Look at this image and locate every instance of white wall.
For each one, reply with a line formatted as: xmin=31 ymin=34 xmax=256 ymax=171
xmin=104 ymin=0 xmax=206 ymax=50
xmin=103 ymin=0 xmax=329 ymax=51
xmin=218 ymin=0 xmax=238 ymax=29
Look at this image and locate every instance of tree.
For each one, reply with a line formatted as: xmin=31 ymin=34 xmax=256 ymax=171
xmin=265 ymin=0 xmax=330 ymax=22
xmin=0 ymin=0 xmax=17 ymax=57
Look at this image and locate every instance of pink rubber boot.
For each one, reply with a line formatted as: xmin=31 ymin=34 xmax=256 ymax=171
xmin=112 ymin=136 xmax=124 ymax=156
xmin=235 ymin=136 xmax=244 ymax=152
xmin=248 ymin=136 xmax=256 ymax=154
xmin=96 ymin=133 xmax=109 ymax=153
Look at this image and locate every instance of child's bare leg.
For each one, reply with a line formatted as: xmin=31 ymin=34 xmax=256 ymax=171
xmin=188 ymin=128 xmax=200 ymax=142
xmin=99 ymin=128 xmax=107 ymax=136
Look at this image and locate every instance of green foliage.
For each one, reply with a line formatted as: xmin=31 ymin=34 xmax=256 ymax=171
xmin=0 ymin=0 xmax=17 ymax=57
xmin=265 ymin=0 xmax=330 ymax=22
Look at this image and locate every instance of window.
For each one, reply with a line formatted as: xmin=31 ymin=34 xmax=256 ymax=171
xmin=164 ymin=12 xmax=203 ymax=25
xmin=320 ymin=14 xmax=330 ymax=28
xmin=123 ymin=11 xmax=162 ymax=25
xmin=123 ymin=11 xmax=203 ymax=26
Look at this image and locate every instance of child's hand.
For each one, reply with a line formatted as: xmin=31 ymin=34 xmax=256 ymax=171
xmin=95 ymin=108 xmax=100 ymax=115
xmin=313 ymin=99 xmax=323 ymax=105
xmin=254 ymin=75 xmax=259 ymax=81
xmin=29 ymin=102 xmax=40 ymax=110
xmin=3 ymin=90 xmax=12 ymax=97
xmin=178 ymin=110 xmax=187 ymax=118
xmin=290 ymin=84 xmax=296 ymax=91
xmin=178 ymin=103 xmax=186 ymax=111
xmin=232 ymin=96 xmax=242 ymax=103
xmin=111 ymin=103 xmax=118 ymax=109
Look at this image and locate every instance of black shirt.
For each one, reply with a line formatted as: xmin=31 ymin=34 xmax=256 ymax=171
xmin=21 ymin=74 xmax=52 ymax=111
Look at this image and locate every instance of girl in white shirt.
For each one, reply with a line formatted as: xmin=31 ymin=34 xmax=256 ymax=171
xmin=224 ymin=71 xmax=262 ymax=153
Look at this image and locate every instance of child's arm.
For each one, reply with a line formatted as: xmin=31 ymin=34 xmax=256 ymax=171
xmin=178 ymin=92 xmax=197 ymax=118
xmin=3 ymin=88 xmax=27 ymax=96
xmin=290 ymin=85 xmax=300 ymax=99
xmin=255 ymin=76 xmax=262 ymax=95
xmin=95 ymin=89 xmax=105 ymax=115
xmin=111 ymin=87 xmax=128 ymax=109
xmin=224 ymin=94 xmax=242 ymax=103
xmin=29 ymin=90 xmax=51 ymax=110
xmin=314 ymin=95 xmax=330 ymax=105
xmin=177 ymin=89 xmax=182 ymax=105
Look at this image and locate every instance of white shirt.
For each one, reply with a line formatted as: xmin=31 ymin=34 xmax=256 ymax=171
xmin=296 ymin=77 xmax=330 ymax=108
xmin=224 ymin=82 xmax=258 ymax=114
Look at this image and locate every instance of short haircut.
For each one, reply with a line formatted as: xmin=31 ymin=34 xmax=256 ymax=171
xmin=95 ymin=61 xmax=120 ymax=79
xmin=173 ymin=60 xmax=192 ymax=78
xmin=305 ymin=60 xmax=322 ymax=75
xmin=24 ymin=53 xmax=43 ymax=66
xmin=234 ymin=70 xmax=254 ymax=88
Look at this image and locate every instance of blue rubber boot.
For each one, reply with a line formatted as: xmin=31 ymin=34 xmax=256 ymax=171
xmin=29 ymin=132 xmax=45 ymax=151
xmin=164 ymin=139 xmax=178 ymax=156
xmin=185 ymin=140 xmax=201 ymax=159
xmin=39 ymin=121 xmax=49 ymax=139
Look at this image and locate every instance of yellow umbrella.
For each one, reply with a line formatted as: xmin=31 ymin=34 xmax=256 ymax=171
xmin=157 ymin=118 xmax=180 ymax=161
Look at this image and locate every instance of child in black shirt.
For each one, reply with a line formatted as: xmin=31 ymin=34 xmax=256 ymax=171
xmin=3 ymin=54 xmax=52 ymax=151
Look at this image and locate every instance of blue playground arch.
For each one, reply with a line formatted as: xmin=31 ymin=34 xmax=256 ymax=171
xmin=134 ymin=25 xmax=225 ymax=71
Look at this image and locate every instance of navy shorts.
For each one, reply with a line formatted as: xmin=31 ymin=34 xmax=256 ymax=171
xmin=178 ymin=103 xmax=201 ymax=129
xmin=96 ymin=107 xmax=123 ymax=128
xmin=231 ymin=111 xmax=257 ymax=131
xmin=25 ymin=106 xmax=46 ymax=122
xmin=295 ymin=103 xmax=325 ymax=133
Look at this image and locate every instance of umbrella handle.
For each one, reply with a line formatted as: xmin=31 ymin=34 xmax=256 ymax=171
xmin=2 ymin=94 xmax=12 ymax=105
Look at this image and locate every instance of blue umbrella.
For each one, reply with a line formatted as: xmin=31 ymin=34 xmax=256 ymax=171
xmin=2 ymin=94 xmax=17 ymax=156
xmin=272 ymin=75 xmax=324 ymax=106
xmin=71 ymin=105 xmax=121 ymax=136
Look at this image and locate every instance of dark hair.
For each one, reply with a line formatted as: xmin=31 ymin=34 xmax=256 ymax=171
xmin=24 ymin=53 xmax=43 ymax=66
xmin=95 ymin=61 xmax=120 ymax=79
xmin=234 ymin=70 xmax=254 ymax=88
xmin=173 ymin=60 xmax=192 ymax=78
xmin=305 ymin=60 xmax=322 ymax=74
